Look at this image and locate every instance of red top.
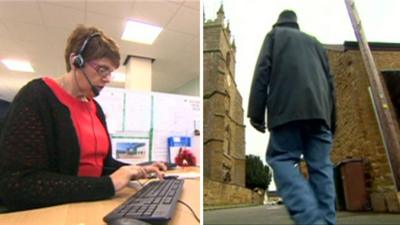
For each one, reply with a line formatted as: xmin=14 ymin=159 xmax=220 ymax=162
xmin=43 ymin=77 xmax=109 ymax=177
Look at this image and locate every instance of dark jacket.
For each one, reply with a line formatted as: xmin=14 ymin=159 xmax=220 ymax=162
xmin=0 ymin=79 xmax=125 ymax=211
xmin=248 ymin=25 xmax=336 ymax=132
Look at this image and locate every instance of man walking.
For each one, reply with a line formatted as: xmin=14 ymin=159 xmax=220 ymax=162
xmin=248 ymin=10 xmax=336 ymax=225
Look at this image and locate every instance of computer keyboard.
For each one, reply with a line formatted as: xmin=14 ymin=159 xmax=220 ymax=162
xmin=103 ymin=179 xmax=184 ymax=225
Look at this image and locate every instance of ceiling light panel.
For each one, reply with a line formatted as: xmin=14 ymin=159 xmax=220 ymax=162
xmin=121 ymin=20 xmax=162 ymax=45
xmin=1 ymin=59 xmax=35 ymax=72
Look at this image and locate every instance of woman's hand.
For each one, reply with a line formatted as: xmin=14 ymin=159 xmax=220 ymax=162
xmin=142 ymin=161 xmax=168 ymax=180
xmin=110 ymin=165 xmax=145 ymax=192
xmin=109 ymin=162 xmax=167 ymax=192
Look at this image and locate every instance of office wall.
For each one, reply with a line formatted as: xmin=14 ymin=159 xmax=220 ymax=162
xmin=0 ymin=75 xmax=39 ymax=102
xmin=0 ymin=99 xmax=10 ymax=116
xmin=173 ymin=77 xmax=200 ymax=96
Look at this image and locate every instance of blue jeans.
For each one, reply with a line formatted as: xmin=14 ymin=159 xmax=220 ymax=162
xmin=266 ymin=120 xmax=336 ymax=225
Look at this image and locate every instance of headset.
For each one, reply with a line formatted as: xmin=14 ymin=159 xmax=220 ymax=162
xmin=73 ymin=33 xmax=102 ymax=165
xmin=72 ymin=32 xmax=101 ymax=96
xmin=73 ymin=32 xmax=101 ymax=68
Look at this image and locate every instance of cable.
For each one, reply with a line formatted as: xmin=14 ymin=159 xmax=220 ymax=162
xmin=178 ymin=200 xmax=200 ymax=223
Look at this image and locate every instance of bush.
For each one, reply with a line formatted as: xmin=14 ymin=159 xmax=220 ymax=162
xmin=246 ymin=154 xmax=272 ymax=190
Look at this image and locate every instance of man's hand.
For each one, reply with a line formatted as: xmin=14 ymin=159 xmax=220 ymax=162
xmin=250 ymin=119 xmax=266 ymax=133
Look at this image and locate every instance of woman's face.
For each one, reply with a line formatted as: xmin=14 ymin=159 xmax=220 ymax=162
xmin=80 ymin=57 xmax=116 ymax=98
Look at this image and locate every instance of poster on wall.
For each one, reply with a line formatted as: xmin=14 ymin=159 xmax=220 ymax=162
xmin=111 ymin=137 xmax=150 ymax=164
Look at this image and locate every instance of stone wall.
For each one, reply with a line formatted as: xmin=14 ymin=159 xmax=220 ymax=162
xmin=327 ymin=45 xmax=400 ymax=212
xmin=204 ymin=178 xmax=264 ymax=206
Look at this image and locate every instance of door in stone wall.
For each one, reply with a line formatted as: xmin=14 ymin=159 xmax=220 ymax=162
xmin=381 ymin=70 xmax=400 ymax=126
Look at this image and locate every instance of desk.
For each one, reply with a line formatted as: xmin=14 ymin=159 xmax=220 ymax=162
xmin=0 ymin=167 xmax=200 ymax=225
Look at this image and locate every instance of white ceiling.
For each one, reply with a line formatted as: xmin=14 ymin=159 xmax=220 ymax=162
xmin=0 ymin=0 xmax=200 ymax=102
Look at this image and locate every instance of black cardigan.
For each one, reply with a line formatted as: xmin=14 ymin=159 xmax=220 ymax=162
xmin=0 ymin=79 xmax=125 ymax=211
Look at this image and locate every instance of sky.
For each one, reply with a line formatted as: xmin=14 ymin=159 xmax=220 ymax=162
xmin=203 ymin=0 xmax=400 ymax=190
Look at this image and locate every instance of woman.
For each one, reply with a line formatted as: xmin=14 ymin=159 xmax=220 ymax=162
xmin=0 ymin=25 xmax=166 ymax=211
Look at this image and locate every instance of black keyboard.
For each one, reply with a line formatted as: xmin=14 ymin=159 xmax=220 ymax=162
xmin=103 ymin=179 xmax=184 ymax=225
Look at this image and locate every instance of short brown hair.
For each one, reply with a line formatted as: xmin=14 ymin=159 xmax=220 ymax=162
xmin=64 ymin=24 xmax=120 ymax=72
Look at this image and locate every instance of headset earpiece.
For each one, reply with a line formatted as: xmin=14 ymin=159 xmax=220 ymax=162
xmin=73 ymin=55 xmax=85 ymax=69
xmin=72 ymin=32 xmax=102 ymax=97
xmin=73 ymin=32 xmax=101 ymax=69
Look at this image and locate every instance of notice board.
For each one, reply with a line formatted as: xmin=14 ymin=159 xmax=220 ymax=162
xmin=96 ymin=87 xmax=201 ymax=164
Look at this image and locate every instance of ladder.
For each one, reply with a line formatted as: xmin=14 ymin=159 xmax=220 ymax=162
xmin=345 ymin=0 xmax=400 ymax=190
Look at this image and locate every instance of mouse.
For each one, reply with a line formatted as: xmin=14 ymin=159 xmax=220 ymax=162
xmin=106 ymin=218 xmax=151 ymax=225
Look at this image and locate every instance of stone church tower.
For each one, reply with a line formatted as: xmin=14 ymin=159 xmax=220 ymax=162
xmin=203 ymin=5 xmax=245 ymax=187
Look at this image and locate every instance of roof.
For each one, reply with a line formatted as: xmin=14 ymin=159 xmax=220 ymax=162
xmin=343 ymin=41 xmax=400 ymax=51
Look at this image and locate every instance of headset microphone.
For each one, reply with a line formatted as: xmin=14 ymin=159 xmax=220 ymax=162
xmin=73 ymin=32 xmax=101 ymax=97
xmin=81 ymin=69 xmax=100 ymax=97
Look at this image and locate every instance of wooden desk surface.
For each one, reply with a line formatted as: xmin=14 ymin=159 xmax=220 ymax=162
xmin=0 ymin=167 xmax=200 ymax=225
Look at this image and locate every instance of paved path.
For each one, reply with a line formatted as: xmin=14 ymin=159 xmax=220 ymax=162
xmin=204 ymin=205 xmax=400 ymax=224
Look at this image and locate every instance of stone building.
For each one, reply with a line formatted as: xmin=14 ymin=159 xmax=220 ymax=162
xmin=203 ymin=5 xmax=245 ymax=187
xmin=327 ymin=41 xmax=400 ymax=212
xmin=204 ymin=6 xmax=257 ymax=206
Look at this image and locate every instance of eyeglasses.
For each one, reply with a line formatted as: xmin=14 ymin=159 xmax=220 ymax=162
xmin=87 ymin=61 xmax=114 ymax=78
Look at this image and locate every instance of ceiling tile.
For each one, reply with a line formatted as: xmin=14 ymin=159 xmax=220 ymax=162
xmin=167 ymin=6 xmax=199 ymax=36
xmin=39 ymin=0 xmax=85 ymax=11
xmin=86 ymin=12 xmax=126 ymax=42
xmin=166 ymin=0 xmax=184 ymax=5
xmin=2 ymin=21 xmax=49 ymax=43
xmin=183 ymin=0 xmax=200 ymax=10
xmin=152 ymin=29 xmax=194 ymax=55
xmin=0 ymin=37 xmax=25 ymax=57
xmin=0 ymin=20 xmax=8 ymax=36
xmin=40 ymin=3 xmax=85 ymax=30
xmin=129 ymin=1 xmax=180 ymax=27
xmin=13 ymin=40 xmax=51 ymax=58
xmin=45 ymin=27 xmax=71 ymax=46
xmin=87 ymin=1 xmax=133 ymax=19
xmin=182 ymin=36 xmax=200 ymax=54
xmin=30 ymin=53 xmax=65 ymax=76
xmin=0 ymin=1 xmax=43 ymax=25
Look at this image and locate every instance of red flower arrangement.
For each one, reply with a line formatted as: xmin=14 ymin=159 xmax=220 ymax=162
xmin=174 ymin=148 xmax=196 ymax=167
